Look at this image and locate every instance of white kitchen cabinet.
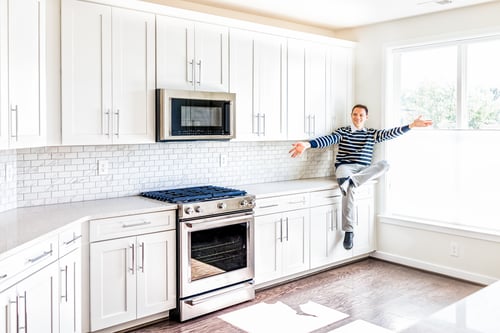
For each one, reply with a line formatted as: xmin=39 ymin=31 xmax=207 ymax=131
xmin=89 ymin=210 xmax=176 ymax=331
xmin=331 ymin=46 xmax=354 ymax=128
xmin=352 ymin=184 xmax=376 ymax=256
xmin=61 ymin=0 xmax=155 ymax=145
xmin=0 ymin=0 xmax=46 ymax=149
xmin=156 ymin=15 xmax=229 ymax=92
xmin=0 ymin=261 xmax=59 ymax=333
xmin=229 ymin=29 xmax=287 ymax=140
xmin=59 ymin=223 xmax=83 ymax=333
xmin=254 ymin=210 xmax=310 ymax=285
xmin=310 ymin=190 xmax=350 ymax=268
xmin=287 ymin=39 xmax=331 ymax=140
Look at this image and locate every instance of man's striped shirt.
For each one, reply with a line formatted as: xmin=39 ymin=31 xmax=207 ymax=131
xmin=309 ymin=125 xmax=410 ymax=167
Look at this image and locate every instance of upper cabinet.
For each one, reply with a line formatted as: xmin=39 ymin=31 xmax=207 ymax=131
xmin=61 ymin=0 xmax=155 ymax=145
xmin=230 ymin=29 xmax=287 ymax=141
xmin=287 ymin=39 xmax=332 ymax=140
xmin=0 ymin=0 xmax=46 ymax=149
xmin=156 ymin=16 xmax=229 ymax=92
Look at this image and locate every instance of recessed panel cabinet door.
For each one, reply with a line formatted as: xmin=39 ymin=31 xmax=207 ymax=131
xmin=136 ymin=231 xmax=176 ymax=319
xmin=281 ymin=209 xmax=310 ymax=276
xmin=6 ymin=0 xmax=46 ymax=148
xmin=90 ymin=237 xmax=136 ymax=331
xmin=59 ymin=248 xmax=82 ymax=333
xmin=254 ymin=213 xmax=282 ymax=284
xmin=111 ymin=7 xmax=155 ymax=144
xmin=61 ymin=0 xmax=112 ymax=145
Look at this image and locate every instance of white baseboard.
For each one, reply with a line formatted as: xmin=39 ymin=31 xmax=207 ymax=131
xmin=371 ymin=251 xmax=498 ymax=285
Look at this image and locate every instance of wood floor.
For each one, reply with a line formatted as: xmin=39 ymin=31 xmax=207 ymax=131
xmin=126 ymin=258 xmax=483 ymax=333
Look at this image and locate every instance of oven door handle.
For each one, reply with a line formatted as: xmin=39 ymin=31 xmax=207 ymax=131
xmin=183 ymin=213 xmax=253 ymax=230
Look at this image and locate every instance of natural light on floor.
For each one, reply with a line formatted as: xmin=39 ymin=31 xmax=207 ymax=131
xmin=218 ymin=301 xmax=392 ymax=333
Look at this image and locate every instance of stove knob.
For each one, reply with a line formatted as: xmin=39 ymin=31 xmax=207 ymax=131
xmin=217 ymin=202 xmax=227 ymax=209
xmin=184 ymin=206 xmax=194 ymax=215
xmin=249 ymin=199 xmax=256 ymax=207
xmin=195 ymin=206 xmax=203 ymax=213
xmin=240 ymin=199 xmax=248 ymax=207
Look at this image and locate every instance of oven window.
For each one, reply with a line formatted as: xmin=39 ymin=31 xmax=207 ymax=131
xmin=190 ymin=222 xmax=248 ymax=281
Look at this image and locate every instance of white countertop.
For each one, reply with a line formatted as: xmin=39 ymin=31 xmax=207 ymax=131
xmin=241 ymin=177 xmax=339 ymax=198
xmin=0 ymin=177 xmax=338 ymax=260
xmin=0 ymin=196 xmax=176 ymax=260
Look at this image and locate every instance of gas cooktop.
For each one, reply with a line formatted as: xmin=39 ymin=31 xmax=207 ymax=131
xmin=140 ymin=185 xmax=247 ymax=203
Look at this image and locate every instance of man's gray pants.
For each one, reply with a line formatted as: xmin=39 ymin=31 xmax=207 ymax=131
xmin=336 ymin=161 xmax=390 ymax=232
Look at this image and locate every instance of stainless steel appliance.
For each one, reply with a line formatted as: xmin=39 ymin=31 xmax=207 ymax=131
xmin=141 ymin=185 xmax=255 ymax=321
xmin=156 ymin=89 xmax=235 ymax=141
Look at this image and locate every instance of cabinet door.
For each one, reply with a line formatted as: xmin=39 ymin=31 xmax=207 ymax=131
xmin=90 ymin=237 xmax=136 ymax=331
xmin=254 ymin=34 xmax=286 ymax=140
xmin=331 ymin=46 xmax=353 ymax=129
xmin=136 ymin=231 xmax=176 ymax=318
xmin=254 ymin=213 xmax=282 ymax=285
xmin=305 ymin=42 xmax=329 ymax=137
xmin=61 ymin=0 xmax=113 ymax=145
xmin=156 ymin=15 xmax=195 ymax=90
xmin=310 ymin=203 xmax=349 ymax=268
xmin=16 ymin=261 xmax=59 ymax=333
xmin=111 ymin=7 xmax=155 ymax=144
xmin=6 ymin=0 xmax=46 ymax=148
xmin=194 ymin=22 xmax=228 ymax=92
xmin=59 ymin=248 xmax=82 ymax=333
xmin=229 ymin=28 xmax=255 ymax=140
xmin=281 ymin=209 xmax=310 ymax=276
xmin=353 ymin=197 xmax=375 ymax=256
xmin=287 ymin=39 xmax=307 ymax=140
xmin=0 ymin=286 xmax=16 ymax=333
xmin=0 ymin=0 xmax=8 ymax=148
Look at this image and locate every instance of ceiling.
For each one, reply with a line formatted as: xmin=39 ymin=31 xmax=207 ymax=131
xmin=170 ymin=0 xmax=497 ymax=30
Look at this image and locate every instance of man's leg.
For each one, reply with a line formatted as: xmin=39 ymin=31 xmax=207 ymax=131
xmin=342 ymin=185 xmax=356 ymax=249
xmin=349 ymin=160 xmax=390 ymax=188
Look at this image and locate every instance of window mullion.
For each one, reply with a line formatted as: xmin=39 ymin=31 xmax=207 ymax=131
xmin=457 ymin=44 xmax=468 ymax=128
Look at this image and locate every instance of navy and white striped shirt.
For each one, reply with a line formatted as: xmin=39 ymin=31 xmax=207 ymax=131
xmin=309 ymin=125 xmax=411 ymax=167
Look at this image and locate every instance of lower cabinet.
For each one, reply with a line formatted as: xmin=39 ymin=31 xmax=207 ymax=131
xmin=59 ymin=248 xmax=82 ymax=333
xmin=352 ymin=190 xmax=375 ymax=256
xmin=310 ymin=202 xmax=350 ymax=268
xmin=254 ymin=209 xmax=310 ymax=285
xmin=0 ymin=261 xmax=59 ymax=333
xmin=90 ymin=230 xmax=175 ymax=331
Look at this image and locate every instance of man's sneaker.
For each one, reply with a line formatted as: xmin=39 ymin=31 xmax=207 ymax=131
xmin=343 ymin=232 xmax=354 ymax=250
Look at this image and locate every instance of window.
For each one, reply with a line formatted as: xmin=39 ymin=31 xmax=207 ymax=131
xmin=386 ymin=36 xmax=500 ymax=231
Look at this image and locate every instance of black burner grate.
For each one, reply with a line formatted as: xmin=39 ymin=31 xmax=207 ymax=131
xmin=141 ymin=185 xmax=246 ymax=203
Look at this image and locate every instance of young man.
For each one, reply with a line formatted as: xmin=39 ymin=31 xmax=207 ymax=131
xmin=289 ymin=104 xmax=432 ymax=250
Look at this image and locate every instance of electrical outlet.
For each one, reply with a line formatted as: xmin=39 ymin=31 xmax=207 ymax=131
xmin=450 ymin=242 xmax=459 ymax=257
xmin=5 ymin=164 xmax=14 ymax=182
xmin=97 ymin=159 xmax=110 ymax=175
xmin=219 ymin=154 xmax=228 ymax=167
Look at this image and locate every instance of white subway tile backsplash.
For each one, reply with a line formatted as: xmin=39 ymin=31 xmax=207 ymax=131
xmin=0 ymin=141 xmax=334 ymax=210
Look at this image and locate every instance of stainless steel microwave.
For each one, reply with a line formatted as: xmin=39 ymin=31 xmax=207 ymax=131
xmin=156 ymin=89 xmax=235 ymax=141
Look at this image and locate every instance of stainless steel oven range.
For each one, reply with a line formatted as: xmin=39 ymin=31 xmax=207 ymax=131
xmin=141 ymin=185 xmax=255 ymax=321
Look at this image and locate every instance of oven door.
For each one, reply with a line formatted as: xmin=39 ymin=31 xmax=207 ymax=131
xmin=178 ymin=212 xmax=254 ymax=298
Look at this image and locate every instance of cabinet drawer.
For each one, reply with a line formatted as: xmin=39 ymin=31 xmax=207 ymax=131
xmin=255 ymin=193 xmax=309 ymax=216
xmin=59 ymin=222 xmax=83 ymax=257
xmin=89 ymin=210 xmax=175 ymax=242
xmin=1 ymin=235 xmax=59 ymax=291
xmin=310 ymin=189 xmax=342 ymax=207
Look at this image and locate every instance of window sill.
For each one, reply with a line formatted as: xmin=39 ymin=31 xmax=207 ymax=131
xmin=378 ymin=214 xmax=500 ymax=243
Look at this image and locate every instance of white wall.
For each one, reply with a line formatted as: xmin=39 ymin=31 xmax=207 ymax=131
xmin=336 ymin=1 xmax=500 ymax=284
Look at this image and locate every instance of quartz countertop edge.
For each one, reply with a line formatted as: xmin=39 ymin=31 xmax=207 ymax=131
xmin=240 ymin=177 xmax=339 ymax=198
xmin=0 ymin=196 xmax=177 ymax=260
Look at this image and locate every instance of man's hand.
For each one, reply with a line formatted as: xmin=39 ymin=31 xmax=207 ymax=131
xmin=409 ymin=115 xmax=433 ymax=128
xmin=289 ymin=142 xmax=310 ymax=158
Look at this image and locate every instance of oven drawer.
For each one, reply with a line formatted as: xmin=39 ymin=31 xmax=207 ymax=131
xmin=310 ymin=189 xmax=342 ymax=207
xmin=255 ymin=193 xmax=310 ymax=216
xmin=89 ymin=210 xmax=175 ymax=242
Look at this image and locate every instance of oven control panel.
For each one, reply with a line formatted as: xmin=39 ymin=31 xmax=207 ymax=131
xmin=178 ymin=195 xmax=255 ymax=219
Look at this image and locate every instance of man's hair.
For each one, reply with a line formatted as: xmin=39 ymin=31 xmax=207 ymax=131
xmin=352 ymin=104 xmax=368 ymax=115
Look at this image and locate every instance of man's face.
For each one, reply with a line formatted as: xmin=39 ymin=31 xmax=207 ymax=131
xmin=351 ymin=107 xmax=368 ymax=129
